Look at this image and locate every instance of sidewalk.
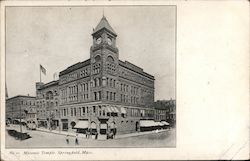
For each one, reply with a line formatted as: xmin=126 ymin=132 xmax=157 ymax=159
xmin=36 ymin=127 xmax=170 ymax=140
xmin=7 ymin=124 xmax=170 ymax=140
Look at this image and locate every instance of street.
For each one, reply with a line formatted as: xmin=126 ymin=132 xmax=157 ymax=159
xmin=6 ymin=125 xmax=176 ymax=148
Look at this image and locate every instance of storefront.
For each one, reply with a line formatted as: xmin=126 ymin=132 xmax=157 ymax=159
xmin=61 ymin=119 xmax=68 ymax=131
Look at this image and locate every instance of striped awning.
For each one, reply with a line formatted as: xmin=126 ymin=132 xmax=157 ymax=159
xmin=120 ymin=107 xmax=127 ymax=114
xmin=105 ymin=106 xmax=112 ymax=113
xmin=112 ymin=106 xmax=119 ymax=113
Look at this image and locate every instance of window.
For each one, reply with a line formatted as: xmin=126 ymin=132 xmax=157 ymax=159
xmin=110 ymin=92 xmax=112 ymax=100
xmin=94 ymin=92 xmax=97 ymax=101
xmin=95 ymin=55 xmax=101 ymax=62
xmin=83 ymin=107 xmax=85 ymax=115
xmin=107 ymin=91 xmax=109 ymax=100
xmin=93 ymin=106 xmax=96 ymax=113
xmin=79 ymin=107 xmax=82 ymax=116
xmin=63 ymin=109 xmax=66 ymax=116
xmin=99 ymin=91 xmax=101 ymax=100
xmin=110 ymin=79 xmax=113 ymax=87
xmin=107 ymin=56 xmax=114 ymax=62
xmin=99 ymin=106 xmax=102 ymax=116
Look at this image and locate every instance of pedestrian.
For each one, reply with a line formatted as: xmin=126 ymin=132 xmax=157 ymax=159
xmin=75 ymin=134 xmax=78 ymax=145
xmin=95 ymin=132 xmax=98 ymax=140
xmin=66 ymin=135 xmax=69 ymax=144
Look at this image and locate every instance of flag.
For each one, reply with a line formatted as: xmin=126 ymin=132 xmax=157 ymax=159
xmin=40 ymin=64 xmax=46 ymax=75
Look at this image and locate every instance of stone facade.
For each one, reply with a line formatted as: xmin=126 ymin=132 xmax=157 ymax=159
xmin=35 ymin=16 xmax=156 ymax=135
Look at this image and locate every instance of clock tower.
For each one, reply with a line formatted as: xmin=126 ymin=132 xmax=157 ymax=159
xmin=90 ymin=15 xmax=119 ymax=101
xmin=90 ymin=15 xmax=119 ymax=75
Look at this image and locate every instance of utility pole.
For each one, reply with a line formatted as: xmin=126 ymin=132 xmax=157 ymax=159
xmin=19 ymin=105 xmax=22 ymax=133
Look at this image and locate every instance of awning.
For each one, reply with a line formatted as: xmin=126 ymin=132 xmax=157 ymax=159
xmin=120 ymin=107 xmax=127 ymax=114
xmin=90 ymin=122 xmax=97 ymax=129
xmin=139 ymin=120 xmax=155 ymax=127
xmin=100 ymin=124 xmax=107 ymax=129
xmin=112 ymin=106 xmax=119 ymax=113
xmin=155 ymin=122 xmax=165 ymax=126
xmin=74 ymin=120 xmax=88 ymax=129
xmin=105 ymin=106 xmax=112 ymax=113
xmin=161 ymin=121 xmax=170 ymax=125
xmin=14 ymin=119 xmax=26 ymax=123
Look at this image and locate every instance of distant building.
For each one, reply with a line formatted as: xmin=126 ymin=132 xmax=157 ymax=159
xmin=35 ymin=81 xmax=59 ymax=129
xmin=35 ymin=16 xmax=156 ymax=135
xmin=154 ymin=99 xmax=176 ymax=127
xmin=6 ymin=95 xmax=36 ymax=124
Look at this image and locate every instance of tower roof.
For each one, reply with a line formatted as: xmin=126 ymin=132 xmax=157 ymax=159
xmin=93 ymin=16 xmax=117 ymax=36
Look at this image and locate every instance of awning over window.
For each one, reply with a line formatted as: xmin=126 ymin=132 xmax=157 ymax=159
xmin=155 ymin=122 xmax=165 ymax=126
xmin=90 ymin=122 xmax=97 ymax=129
xmin=161 ymin=121 xmax=170 ymax=125
xmin=120 ymin=107 xmax=127 ymax=114
xmin=105 ymin=106 xmax=112 ymax=113
xmin=109 ymin=122 xmax=116 ymax=129
xmin=111 ymin=106 xmax=119 ymax=113
xmin=100 ymin=124 xmax=107 ymax=129
xmin=14 ymin=119 xmax=26 ymax=123
xmin=139 ymin=120 xmax=155 ymax=127
xmin=74 ymin=120 xmax=88 ymax=129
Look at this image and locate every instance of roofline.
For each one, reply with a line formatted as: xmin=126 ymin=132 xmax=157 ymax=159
xmin=118 ymin=60 xmax=155 ymax=80
xmin=92 ymin=28 xmax=117 ymax=37
xmin=38 ymin=80 xmax=59 ymax=90
xmin=59 ymin=59 xmax=91 ymax=76
xmin=6 ymin=95 xmax=36 ymax=101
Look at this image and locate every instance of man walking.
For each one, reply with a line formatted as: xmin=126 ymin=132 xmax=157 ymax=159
xmin=75 ymin=134 xmax=79 ymax=145
xmin=66 ymin=135 xmax=69 ymax=144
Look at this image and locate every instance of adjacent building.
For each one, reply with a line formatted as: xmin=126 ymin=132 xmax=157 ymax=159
xmin=154 ymin=99 xmax=176 ymax=127
xmin=6 ymin=95 xmax=36 ymax=124
xmin=35 ymin=16 xmax=156 ymax=135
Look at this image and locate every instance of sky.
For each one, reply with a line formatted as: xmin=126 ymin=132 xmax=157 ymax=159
xmin=6 ymin=6 xmax=176 ymax=101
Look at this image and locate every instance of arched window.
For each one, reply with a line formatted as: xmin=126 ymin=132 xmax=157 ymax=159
xmin=95 ymin=55 xmax=101 ymax=62
xmin=107 ymin=56 xmax=114 ymax=63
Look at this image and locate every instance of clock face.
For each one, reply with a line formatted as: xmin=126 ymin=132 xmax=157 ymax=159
xmin=96 ymin=37 xmax=102 ymax=44
xmin=107 ymin=38 xmax=112 ymax=45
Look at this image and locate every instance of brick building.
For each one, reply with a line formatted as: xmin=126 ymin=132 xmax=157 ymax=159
xmin=154 ymin=99 xmax=176 ymax=127
xmin=6 ymin=95 xmax=36 ymax=124
xmin=35 ymin=16 xmax=156 ymax=135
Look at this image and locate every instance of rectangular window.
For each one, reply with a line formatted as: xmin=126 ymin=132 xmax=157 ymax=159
xmin=74 ymin=108 xmax=76 ymax=116
xmin=94 ymin=92 xmax=97 ymax=101
xmin=99 ymin=91 xmax=101 ymax=100
xmin=110 ymin=92 xmax=112 ymax=100
xmin=79 ymin=107 xmax=81 ymax=116
xmin=107 ymin=91 xmax=109 ymax=100
xmin=93 ymin=106 xmax=96 ymax=113
xmin=83 ymin=107 xmax=85 ymax=115
xmin=99 ymin=106 xmax=102 ymax=116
